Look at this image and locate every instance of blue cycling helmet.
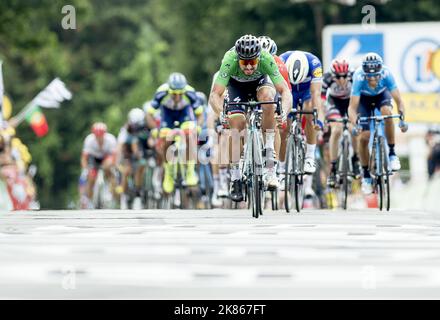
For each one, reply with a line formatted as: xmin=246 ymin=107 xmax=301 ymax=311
xmin=167 ymin=72 xmax=187 ymax=90
xmin=362 ymin=52 xmax=383 ymax=75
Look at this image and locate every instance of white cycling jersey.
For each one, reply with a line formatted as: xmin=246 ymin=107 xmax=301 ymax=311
xmin=83 ymin=133 xmax=117 ymax=159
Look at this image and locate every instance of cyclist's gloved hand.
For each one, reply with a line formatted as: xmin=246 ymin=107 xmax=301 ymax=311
xmin=138 ymin=158 xmax=147 ymax=166
xmin=220 ymin=112 xmax=229 ymax=129
xmin=352 ymin=125 xmax=362 ymax=137
xmin=313 ymin=119 xmax=324 ymax=131
xmin=398 ymin=111 xmax=409 ymax=133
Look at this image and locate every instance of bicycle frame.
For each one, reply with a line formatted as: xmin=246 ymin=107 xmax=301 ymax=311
xmin=226 ymin=99 xmax=280 ymax=218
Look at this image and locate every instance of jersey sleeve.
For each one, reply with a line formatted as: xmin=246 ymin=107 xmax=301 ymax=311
xmin=261 ymin=51 xmax=284 ymax=85
xmin=308 ymin=54 xmax=323 ymax=83
xmin=383 ymin=68 xmax=398 ymax=91
xmin=279 ymin=51 xmax=291 ymax=64
xmin=321 ymin=72 xmax=332 ymax=98
xmin=82 ymin=135 xmax=93 ymax=154
xmin=186 ymin=88 xmax=203 ymax=116
xmin=150 ymin=84 xmax=168 ymax=110
xmin=274 ymin=55 xmax=292 ymax=90
xmin=214 ymin=50 xmax=236 ymax=87
xmin=351 ymin=70 xmax=363 ymax=97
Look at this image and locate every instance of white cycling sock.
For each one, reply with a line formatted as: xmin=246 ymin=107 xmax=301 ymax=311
xmin=230 ymin=163 xmax=241 ymax=182
xmin=278 ymin=161 xmax=286 ymax=173
xmin=306 ymin=144 xmax=316 ymax=159
xmin=219 ymin=168 xmax=228 ymax=185
xmin=265 ymin=130 xmax=275 ymax=151
xmin=213 ymin=174 xmax=219 ymax=194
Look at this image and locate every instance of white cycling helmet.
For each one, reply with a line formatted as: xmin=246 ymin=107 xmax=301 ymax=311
xmin=285 ymin=51 xmax=309 ymax=85
xmin=128 ymin=108 xmax=145 ymax=126
xmin=258 ymin=36 xmax=277 ymax=55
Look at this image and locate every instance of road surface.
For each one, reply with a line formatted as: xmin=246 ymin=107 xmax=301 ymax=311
xmin=1 ymin=208 xmax=440 ymax=299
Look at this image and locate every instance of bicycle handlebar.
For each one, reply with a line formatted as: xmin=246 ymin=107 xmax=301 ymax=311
xmin=357 ymin=114 xmax=402 ymax=123
xmin=226 ymin=100 xmax=279 ymax=107
xmin=326 ymin=116 xmax=349 ymax=124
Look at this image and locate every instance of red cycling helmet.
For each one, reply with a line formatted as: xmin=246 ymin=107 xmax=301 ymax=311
xmin=330 ymin=59 xmax=349 ymax=76
xmin=91 ymin=122 xmax=107 ymax=137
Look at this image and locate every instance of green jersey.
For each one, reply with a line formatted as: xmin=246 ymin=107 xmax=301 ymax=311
xmin=215 ymin=49 xmax=284 ymax=86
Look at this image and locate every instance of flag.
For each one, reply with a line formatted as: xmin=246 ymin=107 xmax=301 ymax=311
xmin=0 ymin=61 xmax=4 ymax=122
xmin=32 ymin=78 xmax=72 ymax=109
xmin=25 ymin=105 xmax=49 ymax=137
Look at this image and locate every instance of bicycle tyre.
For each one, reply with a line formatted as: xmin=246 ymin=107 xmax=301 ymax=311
xmin=294 ymin=140 xmax=305 ymax=213
xmin=284 ymin=136 xmax=294 ymax=213
xmin=340 ymin=137 xmax=349 ymax=210
xmin=378 ymin=136 xmax=390 ymax=211
xmin=252 ymin=138 xmax=261 ymax=219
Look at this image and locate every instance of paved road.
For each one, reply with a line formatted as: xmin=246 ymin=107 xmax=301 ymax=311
xmin=1 ymin=208 xmax=440 ymax=299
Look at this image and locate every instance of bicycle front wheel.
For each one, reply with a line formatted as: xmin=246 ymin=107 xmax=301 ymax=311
xmin=378 ymin=136 xmax=390 ymax=211
xmin=284 ymin=136 xmax=295 ymax=213
xmin=339 ymin=137 xmax=350 ymax=210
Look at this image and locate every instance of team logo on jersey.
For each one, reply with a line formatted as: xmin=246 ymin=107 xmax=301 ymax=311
xmin=313 ymin=67 xmax=323 ymax=78
xmin=221 ymin=72 xmax=229 ymax=79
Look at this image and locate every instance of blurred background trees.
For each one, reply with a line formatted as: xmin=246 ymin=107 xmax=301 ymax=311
xmin=0 ymin=0 xmax=438 ymax=208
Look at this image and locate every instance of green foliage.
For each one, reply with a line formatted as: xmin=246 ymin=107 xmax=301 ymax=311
xmin=0 ymin=0 xmax=438 ymax=208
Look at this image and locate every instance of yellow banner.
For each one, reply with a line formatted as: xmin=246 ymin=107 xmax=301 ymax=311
xmin=401 ymin=93 xmax=440 ymax=123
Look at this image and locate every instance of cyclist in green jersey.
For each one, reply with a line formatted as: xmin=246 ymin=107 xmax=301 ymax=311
xmin=209 ymin=34 xmax=292 ymax=202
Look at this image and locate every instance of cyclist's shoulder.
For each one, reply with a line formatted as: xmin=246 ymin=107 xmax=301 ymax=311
xmin=155 ymin=83 xmax=169 ymax=94
xmin=322 ymin=72 xmax=333 ymax=85
xmin=221 ymin=48 xmax=238 ymax=63
xmin=104 ymin=132 xmax=117 ymax=142
xmin=352 ymin=67 xmax=365 ymax=82
xmin=305 ymin=52 xmax=321 ymax=65
xmin=278 ymin=51 xmax=293 ymax=62
xmin=381 ymin=65 xmax=394 ymax=78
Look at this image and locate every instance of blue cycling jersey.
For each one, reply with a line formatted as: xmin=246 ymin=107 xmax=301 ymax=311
xmin=351 ymin=66 xmax=398 ymax=97
xmin=279 ymin=50 xmax=323 ymax=92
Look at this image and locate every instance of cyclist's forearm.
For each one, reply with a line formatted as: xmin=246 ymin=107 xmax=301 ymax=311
xmin=280 ymin=89 xmax=292 ymax=116
xmin=209 ymin=92 xmax=223 ymax=116
xmin=391 ymin=89 xmax=405 ymax=115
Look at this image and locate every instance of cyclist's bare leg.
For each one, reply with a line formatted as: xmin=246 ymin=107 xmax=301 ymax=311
xmin=86 ymin=174 xmax=96 ymax=200
xmin=228 ymin=115 xmax=246 ymax=181
xmin=358 ymin=131 xmax=371 ymax=170
xmin=381 ymin=105 xmax=395 ymax=145
xmin=329 ymin=122 xmax=343 ymax=162
xmin=121 ymin=161 xmax=132 ymax=194
xmin=303 ymin=99 xmax=317 ymax=145
xmin=279 ymin=119 xmax=290 ymax=163
xmin=257 ymin=86 xmax=277 ymax=150
xmin=102 ymin=159 xmax=116 ymax=197
xmin=275 ymin=126 xmax=280 ymax=161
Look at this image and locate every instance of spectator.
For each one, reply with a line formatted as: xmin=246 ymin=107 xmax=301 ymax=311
xmin=424 ymin=143 xmax=440 ymax=213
